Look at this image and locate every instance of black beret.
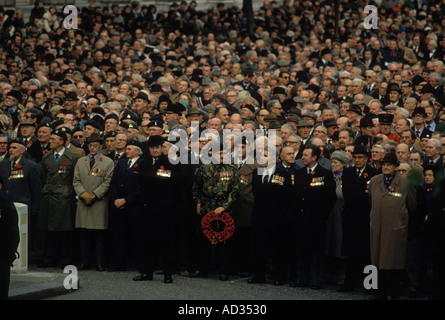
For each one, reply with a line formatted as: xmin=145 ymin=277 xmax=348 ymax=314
xmin=126 ymin=139 xmax=143 ymax=149
xmin=105 ymin=113 xmax=119 ymax=122
xmin=146 ymin=135 xmax=165 ymax=147
xmin=104 ymin=131 xmax=117 ymax=139
xmin=85 ymin=120 xmax=103 ymax=131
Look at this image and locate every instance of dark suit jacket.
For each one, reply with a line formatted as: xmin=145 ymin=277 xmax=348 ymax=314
xmin=25 ymin=141 xmax=50 ymax=163
xmin=109 ymin=157 xmax=143 ymax=216
xmin=287 ymin=164 xmax=337 ymax=250
xmin=138 ymin=154 xmax=185 ymax=240
xmin=341 ymin=164 xmax=379 ymax=258
xmin=251 ymin=166 xmax=293 ymax=255
xmin=0 ymin=157 xmax=41 ymax=213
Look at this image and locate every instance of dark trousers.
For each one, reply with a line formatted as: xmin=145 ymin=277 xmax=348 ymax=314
xmin=231 ymin=226 xmax=253 ymax=275
xmin=0 ymin=263 xmax=11 ymax=300
xmin=432 ymin=237 xmax=445 ymax=299
xmin=110 ymin=211 xmax=140 ymax=270
xmin=342 ymin=256 xmax=370 ymax=289
xmin=28 ymin=208 xmax=45 ymax=264
xmin=195 ymin=232 xmax=232 ymax=275
xmin=173 ymin=217 xmax=193 ymax=272
xmin=296 ymin=247 xmax=324 ymax=286
xmin=79 ymin=229 xmax=106 ymax=266
xmin=43 ymin=230 xmax=74 ymax=266
xmin=405 ymin=238 xmax=420 ymax=291
xmin=140 ymin=239 xmax=175 ymax=276
xmin=376 ymin=269 xmax=403 ymax=299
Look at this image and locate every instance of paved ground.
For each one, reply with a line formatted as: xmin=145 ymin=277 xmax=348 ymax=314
xmin=9 ymin=265 xmax=433 ymax=301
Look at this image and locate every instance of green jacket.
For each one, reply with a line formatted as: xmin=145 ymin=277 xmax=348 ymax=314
xmin=192 ymin=163 xmax=240 ymax=214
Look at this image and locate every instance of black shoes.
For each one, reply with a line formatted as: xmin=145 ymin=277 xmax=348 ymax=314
xmin=337 ymin=284 xmax=354 ymax=292
xmin=219 ymin=273 xmax=228 ymax=281
xmin=310 ymin=284 xmax=321 ymax=290
xmin=164 ymin=275 xmax=173 ymax=284
xmin=248 ymin=277 xmax=266 ymax=284
xmin=133 ymin=273 xmax=153 ymax=281
xmin=188 ymin=270 xmax=208 ymax=278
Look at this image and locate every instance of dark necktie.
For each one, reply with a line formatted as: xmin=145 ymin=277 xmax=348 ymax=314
xmin=357 ymin=169 xmax=361 ymax=179
xmin=11 ymin=160 xmax=16 ymax=169
xmin=90 ymin=155 xmax=95 ymax=169
xmin=416 ymin=130 xmax=420 ymax=138
xmin=127 ymin=159 xmax=132 ymax=169
xmin=262 ymin=174 xmax=269 ymax=184
xmin=430 ymin=160 xmax=435 ymax=166
xmin=308 ymin=168 xmax=312 ymax=175
xmin=55 ymin=153 xmax=60 ymax=161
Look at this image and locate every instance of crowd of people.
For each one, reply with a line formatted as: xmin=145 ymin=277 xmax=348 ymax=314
xmin=0 ymin=0 xmax=445 ymax=300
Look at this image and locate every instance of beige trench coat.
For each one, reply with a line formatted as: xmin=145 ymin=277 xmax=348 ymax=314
xmin=73 ymin=155 xmax=115 ymax=230
xmin=368 ymin=173 xmax=417 ymax=270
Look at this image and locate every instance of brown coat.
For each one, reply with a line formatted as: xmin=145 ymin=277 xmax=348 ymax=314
xmin=232 ymin=161 xmax=259 ymax=227
xmin=368 ymin=173 xmax=417 ymax=270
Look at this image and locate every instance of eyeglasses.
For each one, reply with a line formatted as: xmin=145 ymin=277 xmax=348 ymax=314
xmin=73 ymin=135 xmax=83 ymax=139
xmin=397 ymin=169 xmax=408 ymax=173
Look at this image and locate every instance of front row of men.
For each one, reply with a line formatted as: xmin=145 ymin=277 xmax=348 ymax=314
xmin=1 ymin=131 xmax=444 ymax=300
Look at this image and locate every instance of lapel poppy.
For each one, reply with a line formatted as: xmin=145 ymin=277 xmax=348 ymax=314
xmin=15 ymin=163 xmax=21 ymax=169
xmin=134 ymin=163 xmax=139 ymax=168
xmin=62 ymin=160 xmax=67 ymax=165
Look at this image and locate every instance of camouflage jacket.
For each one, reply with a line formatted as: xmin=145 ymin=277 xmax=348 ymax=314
xmin=192 ymin=163 xmax=240 ymax=214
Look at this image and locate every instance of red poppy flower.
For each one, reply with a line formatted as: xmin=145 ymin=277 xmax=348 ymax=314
xmin=242 ymin=171 xmax=246 ymax=175
xmin=363 ymin=173 xmax=368 ymax=179
xmin=160 ymin=166 xmax=164 ymax=170
xmin=99 ymin=157 xmax=103 ymax=161
xmin=311 ymin=171 xmax=315 ymax=175
xmin=15 ymin=164 xmax=21 ymax=169
xmin=393 ymin=52 xmax=397 ymax=57
xmin=62 ymin=160 xmax=67 ymax=165
xmin=134 ymin=163 xmax=139 ymax=168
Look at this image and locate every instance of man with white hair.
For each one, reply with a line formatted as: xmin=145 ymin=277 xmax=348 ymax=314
xmin=424 ymin=138 xmax=443 ymax=172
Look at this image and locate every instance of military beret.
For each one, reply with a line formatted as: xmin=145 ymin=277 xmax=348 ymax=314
xmin=7 ymin=89 xmax=22 ymax=102
xmin=85 ymin=120 xmax=103 ymax=131
xmin=56 ymin=126 xmax=72 ymax=135
xmin=147 ymin=120 xmax=164 ymax=128
xmin=105 ymin=113 xmax=119 ymax=122
xmin=37 ymin=122 xmax=51 ymax=131
xmin=121 ymin=110 xmax=138 ymax=123
xmin=104 ymin=131 xmax=117 ymax=139
xmin=53 ymin=130 xmax=67 ymax=141
xmin=241 ymin=104 xmax=255 ymax=114
xmin=126 ymin=139 xmax=143 ymax=149
xmin=9 ymin=139 xmax=25 ymax=147
xmin=166 ymin=103 xmax=185 ymax=115
xmin=127 ymin=122 xmax=139 ymax=130
xmin=135 ymin=91 xmax=149 ymax=101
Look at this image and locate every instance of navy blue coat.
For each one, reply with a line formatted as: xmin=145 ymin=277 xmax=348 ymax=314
xmin=0 ymin=157 xmax=41 ymax=214
xmin=109 ymin=157 xmax=143 ymax=216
